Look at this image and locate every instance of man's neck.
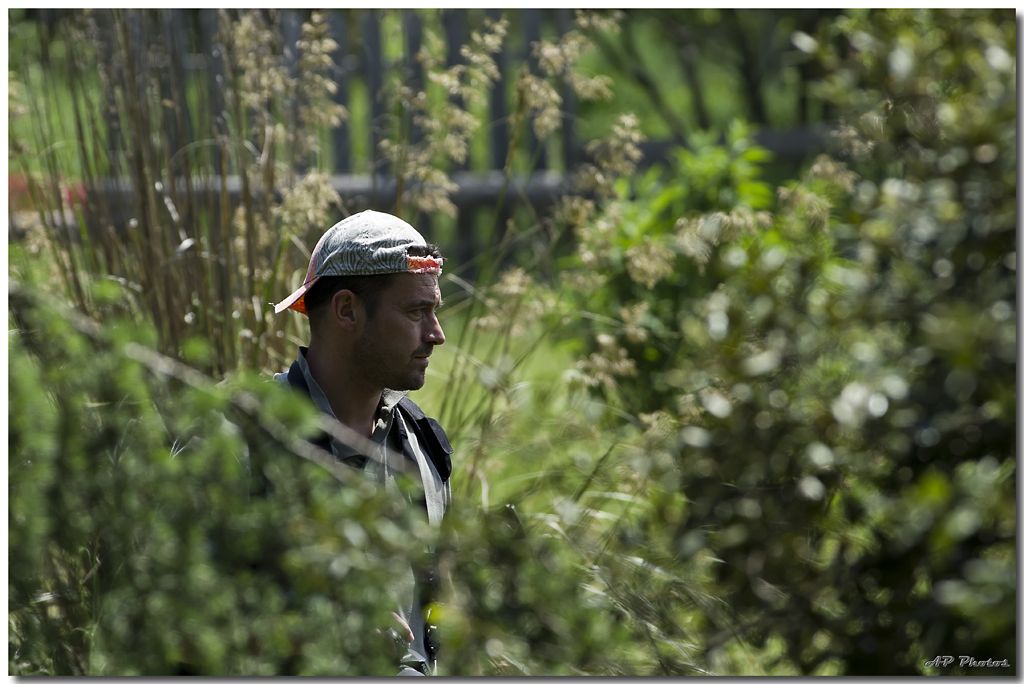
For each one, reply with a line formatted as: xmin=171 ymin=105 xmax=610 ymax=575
xmin=305 ymin=343 xmax=382 ymax=438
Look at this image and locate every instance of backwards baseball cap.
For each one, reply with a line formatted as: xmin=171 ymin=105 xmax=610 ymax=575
xmin=274 ymin=209 xmax=443 ymax=316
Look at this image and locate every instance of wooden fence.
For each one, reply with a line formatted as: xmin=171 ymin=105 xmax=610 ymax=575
xmin=18 ymin=8 xmax=828 ymax=267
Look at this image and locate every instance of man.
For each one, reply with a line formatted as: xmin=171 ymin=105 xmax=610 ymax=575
xmin=273 ymin=210 xmax=453 ymax=675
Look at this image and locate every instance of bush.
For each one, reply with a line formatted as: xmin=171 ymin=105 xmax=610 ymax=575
xmin=9 ymin=265 xmax=432 ymax=675
xmin=8 ymin=8 xmax=1015 ymax=676
xmin=543 ymin=8 xmax=1015 ymax=675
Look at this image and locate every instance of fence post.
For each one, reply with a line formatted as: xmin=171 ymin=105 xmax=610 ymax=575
xmin=443 ymin=9 xmax=472 ymax=258
xmin=443 ymin=9 xmax=469 ymax=172
xmin=402 ymin=10 xmax=424 ymax=146
xmin=361 ymin=9 xmax=385 ymax=181
xmin=486 ymin=8 xmax=508 ymax=172
xmin=328 ymin=10 xmax=351 ymax=172
xmin=280 ymin=9 xmax=305 ymax=175
xmin=403 ymin=10 xmax=428 ymax=228
xmin=522 ymin=9 xmax=547 ymax=170
xmin=555 ymin=9 xmax=577 ymax=171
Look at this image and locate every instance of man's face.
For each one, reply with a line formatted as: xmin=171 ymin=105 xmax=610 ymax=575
xmin=353 ymin=273 xmax=445 ymax=391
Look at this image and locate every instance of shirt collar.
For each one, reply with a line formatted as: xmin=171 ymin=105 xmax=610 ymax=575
xmin=296 ymin=346 xmax=407 ymax=452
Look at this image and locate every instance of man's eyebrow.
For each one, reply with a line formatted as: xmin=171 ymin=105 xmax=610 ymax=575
xmin=407 ymin=298 xmax=442 ymax=309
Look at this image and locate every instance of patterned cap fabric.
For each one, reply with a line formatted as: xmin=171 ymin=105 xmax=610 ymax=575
xmin=274 ymin=210 xmax=443 ymax=315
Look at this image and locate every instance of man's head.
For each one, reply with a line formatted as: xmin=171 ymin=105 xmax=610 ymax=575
xmin=274 ymin=210 xmax=444 ymax=316
xmin=301 ymin=243 xmax=443 ymax=327
xmin=275 ymin=210 xmax=446 ymax=391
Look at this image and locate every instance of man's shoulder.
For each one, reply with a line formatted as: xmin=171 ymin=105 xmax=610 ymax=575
xmin=396 ymin=397 xmax=453 ymax=481
xmin=275 ymin=360 xmax=305 ymax=392
xmin=396 ymin=397 xmax=447 ymax=438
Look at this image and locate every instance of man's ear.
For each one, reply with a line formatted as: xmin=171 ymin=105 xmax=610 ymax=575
xmin=329 ymin=289 xmax=362 ymax=330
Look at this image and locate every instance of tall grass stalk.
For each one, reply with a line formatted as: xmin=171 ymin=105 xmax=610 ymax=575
xmin=9 ymin=10 xmax=342 ymax=373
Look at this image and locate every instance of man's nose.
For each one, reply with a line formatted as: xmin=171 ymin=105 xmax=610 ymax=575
xmin=425 ymin=313 xmax=445 ymax=345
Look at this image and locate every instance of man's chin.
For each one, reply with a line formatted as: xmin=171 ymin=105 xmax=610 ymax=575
xmin=391 ymin=373 xmax=427 ymax=392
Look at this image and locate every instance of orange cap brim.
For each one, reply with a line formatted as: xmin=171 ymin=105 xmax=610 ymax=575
xmin=273 ymin=276 xmax=319 ymax=315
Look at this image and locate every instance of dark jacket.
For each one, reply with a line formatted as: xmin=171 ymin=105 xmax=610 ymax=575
xmin=284 ymin=361 xmax=453 ymax=484
xmin=281 ymin=359 xmax=451 ymax=673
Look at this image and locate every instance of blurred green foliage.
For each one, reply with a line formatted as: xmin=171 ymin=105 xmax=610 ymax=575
xmin=8 ymin=7 xmax=1017 ymax=677
xmin=547 ymin=7 xmax=1015 ymax=675
xmin=10 ymin=259 xmax=434 ymax=675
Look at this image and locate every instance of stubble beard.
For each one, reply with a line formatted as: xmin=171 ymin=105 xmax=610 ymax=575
xmin=352 ymin=331 xmax=427 ymax=392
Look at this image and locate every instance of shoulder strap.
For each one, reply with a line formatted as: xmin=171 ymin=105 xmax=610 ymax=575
xmin=397 ymin=397 xmax=453 ymax=483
